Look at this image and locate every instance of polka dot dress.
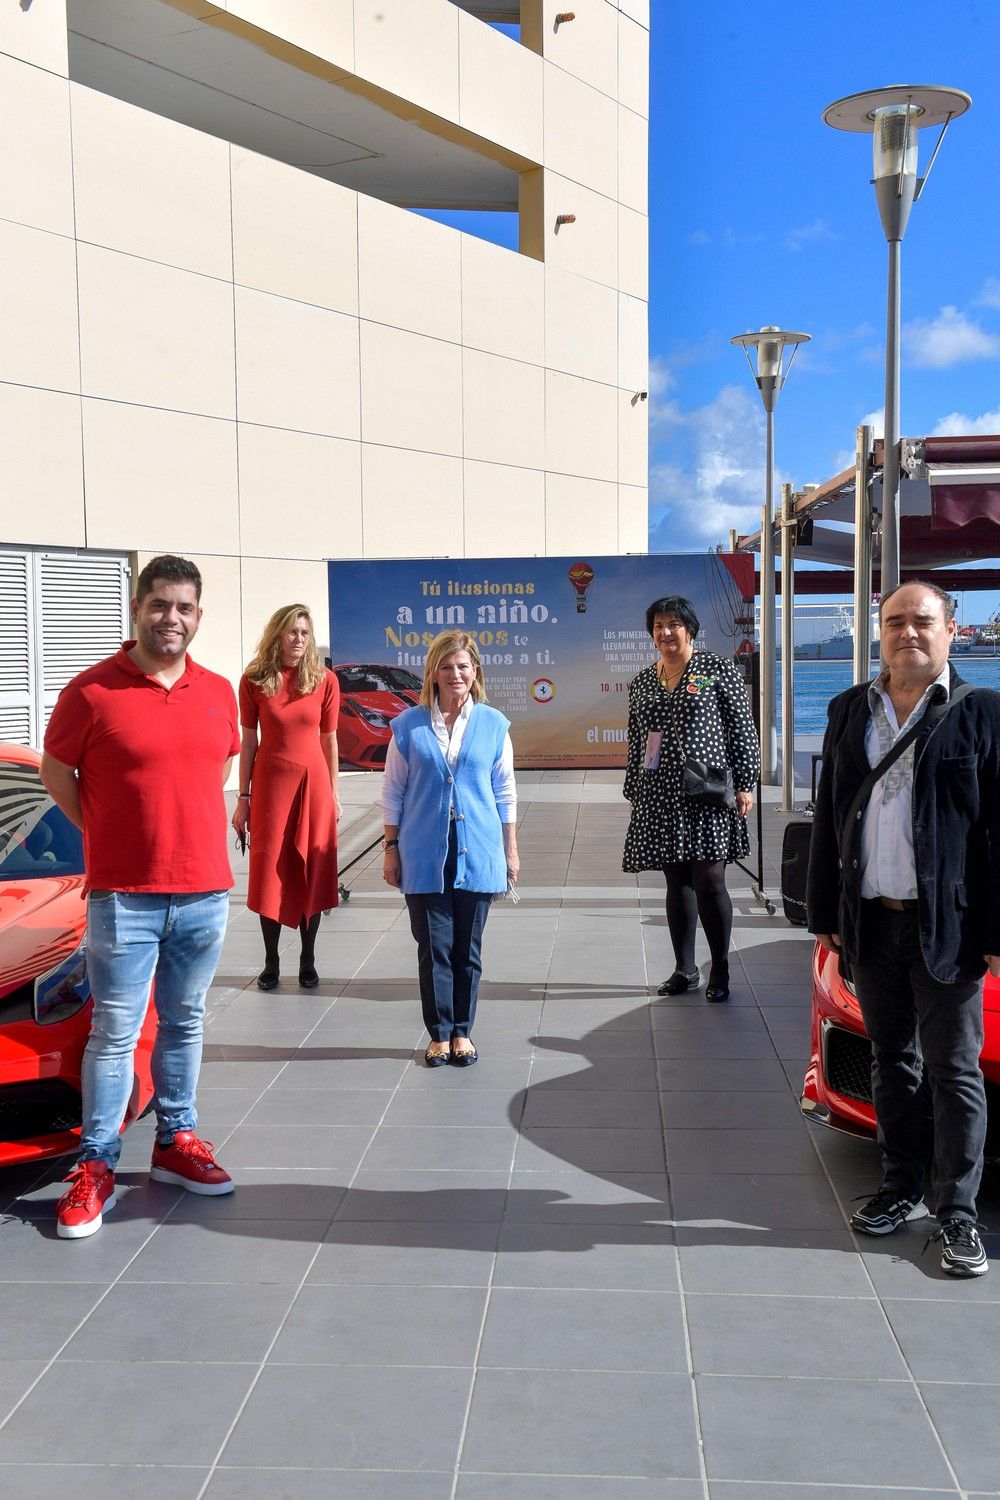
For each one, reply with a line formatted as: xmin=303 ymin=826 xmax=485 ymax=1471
xmin=622 ymin=652 xmax=760 ymax=870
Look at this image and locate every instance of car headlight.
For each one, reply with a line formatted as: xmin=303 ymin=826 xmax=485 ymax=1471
xmin=34 ymin=943 xmax=90 ymax=1025
xmin=356 ymin=708 xmax=393 ymax=728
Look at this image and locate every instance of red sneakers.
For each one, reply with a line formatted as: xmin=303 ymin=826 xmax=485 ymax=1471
xmin=149 ymin=1131 xmax=234 ymax=1196
xmin=56 ymin=1160 xmax=116 ymax=1240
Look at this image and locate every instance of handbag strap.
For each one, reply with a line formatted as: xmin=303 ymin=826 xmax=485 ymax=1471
xmin=841 ymin=682 xmax=974 ymax=841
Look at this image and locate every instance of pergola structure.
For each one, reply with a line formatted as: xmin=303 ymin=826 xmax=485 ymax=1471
xmin=732 ymin=430 xmax=1000 ymax=800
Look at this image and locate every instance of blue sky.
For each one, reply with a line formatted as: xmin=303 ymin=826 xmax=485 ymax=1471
xmin=652 ymin=0 xmax=1000 ymax=620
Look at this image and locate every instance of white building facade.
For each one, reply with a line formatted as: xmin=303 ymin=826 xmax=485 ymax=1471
xmin=0 ymin=0 xmax=648 ymax=742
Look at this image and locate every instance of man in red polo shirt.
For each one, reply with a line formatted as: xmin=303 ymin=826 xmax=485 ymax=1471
xmin=41 ymin=555 xmax=240 ymax=1238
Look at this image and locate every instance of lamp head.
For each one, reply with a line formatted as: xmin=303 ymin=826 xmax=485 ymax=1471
xmin=730 ymin=327 xmax=811 ymax=412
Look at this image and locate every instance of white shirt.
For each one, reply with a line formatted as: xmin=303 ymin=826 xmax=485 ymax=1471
xmin=859 ymin=663 xmax=950 ymax=900
xmin=378 ymin=698 xmax=517 ymax=823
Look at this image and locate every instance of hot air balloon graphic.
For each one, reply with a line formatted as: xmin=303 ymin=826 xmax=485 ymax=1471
xmin=568 ymin=560 xmax=595 ymax=613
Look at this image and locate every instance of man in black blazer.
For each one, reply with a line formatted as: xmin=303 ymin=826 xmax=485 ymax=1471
xmin=807 ymin=580 xmax=1000 ymax=1278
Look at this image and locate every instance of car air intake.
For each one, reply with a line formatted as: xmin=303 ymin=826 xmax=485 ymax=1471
xmin=0 ymin=1080 xmax=82 ymax=1139
xmin=825 ymin=1026 xmax=873 ymax=1104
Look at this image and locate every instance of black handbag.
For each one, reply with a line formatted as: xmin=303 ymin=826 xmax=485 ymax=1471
xmin=672 ymin=726 xmax=736 ymax=810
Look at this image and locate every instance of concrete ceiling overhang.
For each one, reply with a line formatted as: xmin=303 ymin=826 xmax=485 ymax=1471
xmin=67 ymin=0 xmax=531 ymax=208
xmin=452 ymin=2 xmax=521 ymax=18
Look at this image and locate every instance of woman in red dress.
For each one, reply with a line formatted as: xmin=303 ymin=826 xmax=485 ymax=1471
xmin=232 ymin=604 xmax=340 ymax=990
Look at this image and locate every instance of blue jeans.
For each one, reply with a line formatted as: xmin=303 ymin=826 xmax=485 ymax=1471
xmin=81 ymin=891 xmax=229 ymax=1168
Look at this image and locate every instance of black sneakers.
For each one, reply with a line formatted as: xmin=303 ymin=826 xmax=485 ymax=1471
xmin=933 ymin=1219 xmax=989 ymax=1278
xmin=850 ymin=1187 xmax=930 ymax=1236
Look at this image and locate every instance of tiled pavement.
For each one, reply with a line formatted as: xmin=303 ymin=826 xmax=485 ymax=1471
xmin=2 ymin=770 xmax=1000 ymax=1498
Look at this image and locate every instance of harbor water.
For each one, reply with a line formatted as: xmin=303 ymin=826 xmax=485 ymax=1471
xmin=779 ymin=656 xmax=1000 ymax=736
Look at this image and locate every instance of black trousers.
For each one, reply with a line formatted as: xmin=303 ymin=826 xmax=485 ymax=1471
xmin=405 ymin=826 xmax=492 ymax=1043
xmin=852 ymin=900 xmax=986 ymax=1223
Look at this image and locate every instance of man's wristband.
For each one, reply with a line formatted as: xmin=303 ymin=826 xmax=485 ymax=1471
xmin=383 ymin=838 xmax=399 ymax=850
xmin=237 ymin=792 xmax=250 ymax=801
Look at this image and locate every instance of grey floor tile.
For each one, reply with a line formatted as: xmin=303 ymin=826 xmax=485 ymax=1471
xmin=462 ymin=1368 xmax=700 ymax=1478
xmin=537 ymin=1002 xmax=652 ymax=1034
xmin=660 ymin=1090 xmax=804 ymax=1130
xmin=707 ymin=1487 xmax=957 ymax=1500
xmin=220 ymin=1125 xmax=375 ymax=1171
xmin=528 ymin=1056 xmax=660 ymax=1086
xmin=696 ymin=1374 xmax=953 ymax=1488
xmin=397 ymin=1058 xmax=534 ymax=1091
xmin=687 ymin=1291 xmax=906 ymax=1378
xmin=919 ymin=1382 xmax=1000 ymax=1493
xmin=195 ymin=1087 xmax=266 ymax=1129
xmin=676 ymin=1229 xmax=873 ymax=1296
xmin=531 ymin=1030 xmax=658 ymax=1061
xmin=0 ymin=1362 xmax=255 ymax=1465
xmin=206 ymin=1470 xmax=453 ymax=1500
xmin=163 ymin=1171 xmax=346 ymax=1223
xmin=885 ymin=1298 xmax=1000 ymax=1380
xmin=243 ymin=1087 xmax=394 ymax=1127
xmin=337 ymin=1170 xmax=511 ymax=1222
xmin=521 ymin=1089 xmax=663 ymax=1129
xmin=0 ymin=1209 xmax=160 ymax=1280
xmin=0 ymin=1466 xmax=210 ymax=1500
xmin=62 ymin=1280 xmax=296 ymax=1363
xmin=271 ymin=1281 xmax=487 ymax=1365
xmin=122 ymin=1218 xmax=327 ymax=1283
xmin=514 ymin=1128 xmax=666 ymax=1174
xmin=459 ymin=1478 xmax=702 ymax=1498
xmin=505 ymin=1168 xmax=669 ymax=1224
xmin=0 ymin=1282 xmax=104 ymax=1360
xmin=494 ymin=1222 xmax=678 ymax=1291
xmin=653 ymin=1030 xmax=780 ymax=1060
xmin=861 ymin=1233 xmax=1000 ymax=1301
xmin=383 ymin=1088 xmax=521 ymax=1128
xmin=197 ymin=1060 xmax=289 ymax=1089
xmin=361 ymin=1125 xmax=517 ymax=1171
xmin=657 ymin=1057 xmax=792 ymax=1092
xmin=479 ymin=1286 xmax=686 ymax=1372
xmin=309 ymin=1220 xmax=499 ymax=1286
xmin=268 ymin=1054 xmax=412 ymax=1089
xmin=669 ymin=1173 xmax=847 ymax=1232
xmin=665 ymin=1128 xmax=821 ymax=1176
xmin=0 ymin=1361 xmax=45 ymax=1422
xmin=222 ymin=1364 xmax=472 ymax=1469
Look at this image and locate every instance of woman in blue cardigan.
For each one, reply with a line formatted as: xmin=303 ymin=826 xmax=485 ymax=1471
xmin=381 ymin=631 xmax=519 ymax=1066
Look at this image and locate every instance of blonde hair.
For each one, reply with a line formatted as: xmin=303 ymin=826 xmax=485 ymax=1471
xmin=419 ymin=631 xmax=488 ymax=710
xmin=244 ymin=604 xmax=326 ymax=697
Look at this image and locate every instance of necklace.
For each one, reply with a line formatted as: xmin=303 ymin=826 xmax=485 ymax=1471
xmin=656 ymin=659 xmax=687 ymax=692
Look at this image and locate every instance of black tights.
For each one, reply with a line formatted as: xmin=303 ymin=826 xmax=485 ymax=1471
xmin=662 ymin=860 xmax=732 ymax=980
xmin=260 ymin=913 xmax=321 ymax=973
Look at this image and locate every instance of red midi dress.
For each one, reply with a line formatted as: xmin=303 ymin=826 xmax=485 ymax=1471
xmin=240 ymin=667 xmax=340 ymax=925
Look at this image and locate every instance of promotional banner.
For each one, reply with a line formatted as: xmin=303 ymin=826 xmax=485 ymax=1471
xmin=328 ymin=553 xmax=754 ymax=769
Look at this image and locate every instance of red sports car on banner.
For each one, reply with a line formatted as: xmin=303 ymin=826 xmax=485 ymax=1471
xmin=0 ymin=744 xmax=155 ymax=1165
xmin=333 ymin=663 xmax=421 ymax=768
xmin=801 ymin=939 xmax=1000 ymax=1156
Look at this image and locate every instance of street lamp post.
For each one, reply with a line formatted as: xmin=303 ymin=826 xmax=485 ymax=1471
xmin=731 ymin=326 xmax=810 ymax=786
xmin=823 ymin=86 xmax=971 ymax=592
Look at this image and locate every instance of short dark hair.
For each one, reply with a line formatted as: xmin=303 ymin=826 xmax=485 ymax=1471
xmin=645 ymin=595 xmax=700 ymax=639
xmin=878 ymin=579 xmax=955 ymax=623
xmin=135 ymin=555 xmax=203 ymax=603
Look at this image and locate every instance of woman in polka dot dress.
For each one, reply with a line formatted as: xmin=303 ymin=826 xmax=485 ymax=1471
xmin=622 ymin=595 xmax=759 ymax=1002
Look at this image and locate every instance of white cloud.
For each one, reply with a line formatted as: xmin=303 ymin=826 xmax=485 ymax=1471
xmin=831 ymin=410 xmax=882 ymax=473
xmin=903 ymin=306 xmax=1000 ymax=368
xmin=976 ymin=277 xmax=1000 ymax=309
xmin=785 ymin=217 xmax=835 ymax=253
xmin=931 ymin=406 xmax=1000 ymax=436
xmin=647 ymin=383 xmax=792 ymax=547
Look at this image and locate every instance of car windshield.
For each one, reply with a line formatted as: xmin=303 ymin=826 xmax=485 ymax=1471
xmin=336 ymin=666 xmax=420 ymax=694
xmin=0 ymin=760 xmax=84 ymax=880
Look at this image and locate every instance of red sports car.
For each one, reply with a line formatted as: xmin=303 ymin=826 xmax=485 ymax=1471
xmin=801 ymin=940 xmax=1000 ymax=1157
xmin=0 ymin=744 xmax=155 ymax=1165
xmin=333 ymin=663 xmax=421 ymax=769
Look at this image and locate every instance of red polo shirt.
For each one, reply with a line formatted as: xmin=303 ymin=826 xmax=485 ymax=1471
xmin=44 ymin=644 xmax=240 ymax=894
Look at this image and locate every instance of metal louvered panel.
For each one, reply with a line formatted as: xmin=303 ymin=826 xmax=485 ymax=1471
xmin=39 ymin=553 xmax=130 ymax=695
xmin=0 ymin=550 xmax=34 ymax=745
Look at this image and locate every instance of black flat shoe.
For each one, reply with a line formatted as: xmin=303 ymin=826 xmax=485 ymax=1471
xmin=256 ymin=968 xmax=279 ymax=991
xmin=657 ymin=969 xmax=700 ymax=996
xmin=424 ymin=1045 xmax=450 ymax=1067
xmin=706 ymin=967 xmax=730 ymax=1004
xmin=450 ymin=1042 xmax=478 ymax=1067
xmin=298 ymin=968 xmax=320 ymax=989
